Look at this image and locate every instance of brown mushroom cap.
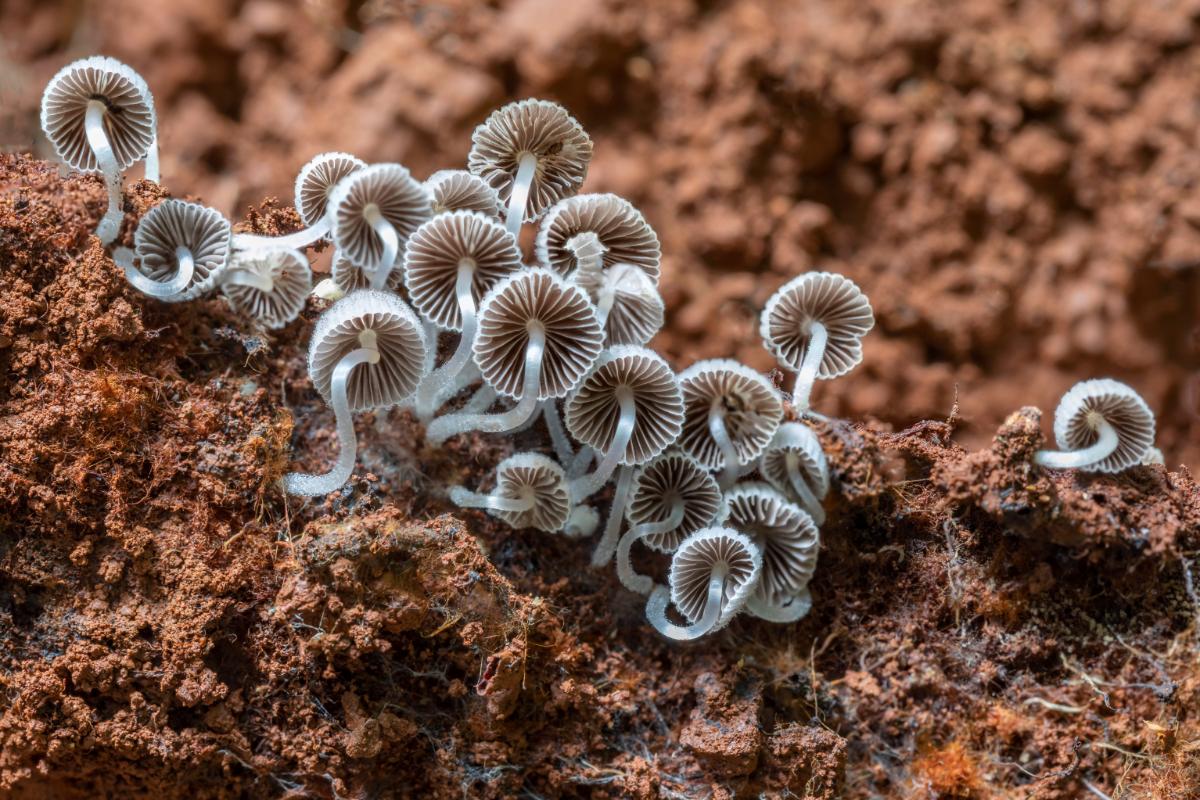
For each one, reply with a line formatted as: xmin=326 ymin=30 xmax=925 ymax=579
xmin=564 ymin=346 xmax=684 ymax=466
xmin=597 ymin=263 xmax=665 ymax=347
xmin=473 ymin=268 xmax=604 ymax=400
xmin=133 ymin=199 xmax=231 ymax=301
xmin=626 ymin=451 xmax=722 ymax=554
xmin=676 ymin=359 xmax=784 ymax=470
xmin=720 ymin=484 xmax=819 ymax=607
xmin=40 ymin=56 xmax=156 ymax=172
xmin=424 ymin=170 xmax=504 ymax=218
xmin=468 ymin=99 xmax=593 ymax=224
xmin=669 ymin=528 xmax=761 ymax=625
xmin=223 ymin=249 xmax=313 ymax=330
xmin=759 ymin=271 xmax=875 ymax=378
xmin=295 ymin=152 xmax=366 ymax=226
xmin=328 ymin=163 xmax=432 ymax=269
xmin=1052 ymin=379 xmax=1156 ymax=472
xmin=760 ymin=422 xmax=830 ymax=500
xmin=490 ymin=453 xmax=572 ymax=532
xmin=534 ymin=194 xmax=661 ymax=282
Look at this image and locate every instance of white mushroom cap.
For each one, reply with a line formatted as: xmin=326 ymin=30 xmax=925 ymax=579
xmin=468 ymin=99 xmax=593 ymax=224
xmin=40 ymin=56 xmax=156 ymax=173
xmin=332 ymin=254 xmax=404 ymax=294
xmin=133 ymin=199 xmax=231 ymax=301
xmin=490 ymin=453 xmax=572 ymax=533
xmin=676 ymin=359 xmax=784 ymax=470
xmin=473 ymin=268 xmax=604 ymax=400
xmin=402 ymin=210 xmax=522 ymax=331
xmin=564 ymin=346 xmax=685 ymax=466
xmin=1051 ymin=379 xmax=1156 ymax=473
xmin=760 ymin=422 xmax=830 ymax=501
xmin=222 ymin=249 xmax=312 ymax=330
xmin=424 ymin=169 xmax=504 ymax=218
xmin=597 ymin=263 xmax=666 ymax=347
xmin=294 ymin=152 xmax=366 ymax=226
xmin=328 ymin=163 xmax=432 ymax=271
xmin=308 ymin=290 xmax=428 ymax=412
xmin=626 ymin=451 xmax=722 ymax=553
xmin=720 ymin=483 xmax=819 ymax=608
xmin=669 ymin=528 xmax=761 ymax=629
xmin=534 ymin=193 xmax=661 ymax=282
xmin=760 ymin=272 xmax=875 ymax=378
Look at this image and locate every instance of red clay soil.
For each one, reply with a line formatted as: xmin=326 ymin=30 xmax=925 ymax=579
xmin=0 ymin=1 xmax=1199 ymax=798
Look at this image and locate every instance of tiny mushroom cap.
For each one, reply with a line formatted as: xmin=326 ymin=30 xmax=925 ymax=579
xmin=668 ymin=527 xmax=762 ymax=630
xmin=627 ymin=451 xmax=723 ymax=554
xmin=294 ymin=152 xmax=367 ymax=227
xmin=403 ymin=210 xmax=523 ymax=332
xmin=564 ymin=346 xmax=685 ymax=467
xmin=720 ymin=483 xmax=819 ymax=610
xmin=487 ymin=453 xmax=573 ymax=533
xmin=676 ymin=359 xmax=784 ymax=471
xmin=760 ymin=422 xmax=830 ymax=522
xmin=1035 ymin=379 xmax=1156 ymax=473
xmin=473 ymin=268 xmax=605 ymax=401
xmin=595 ymin=263 xmax=666 ymax=347
xmin=329 ymin=163 xmax=432 ymax=272
xmin=332 ymin=253 xmax=404 ymax=294
xmin=424 ymin=169 xmax=505 ymax=218
xmin=760 ymin=271 xmax=875 ymax=378
xmin=131 ymin=199 xmax=232 ymax=301
xmin=308 ymin=290 xmax=428 ymax=412
xmin=535 ymin=193 xmax=661 ymax=283
xmin=222 ymin=249 xmax=312 ymax=330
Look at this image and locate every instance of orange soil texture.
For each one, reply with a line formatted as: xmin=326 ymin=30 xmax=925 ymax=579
xmin=0 ymin=1 xmax=1198 ymax=798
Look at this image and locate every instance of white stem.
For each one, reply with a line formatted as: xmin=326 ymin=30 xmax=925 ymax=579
xmin=569 ymin=446 xmax=595 ymax=480
xmin=786 ymin=456 xmax=826 ymax=525
xmin=415 ymin=265 xmax=476 ymax=420
xmin=84 ymin=100 xmax=124 ymax=245
xmin=591 ymin=465 xmax=635 ymax=568
xmin=542 ymin=400 xmax=575 ymax=463
xmin=144 ymin=134 xmax=160 ymax=182
xmin=567 ymin=231 xmax=607 ymax=289
xmin=120 ymin=245 xmax=195 ymax=299
xmin=709 ymin=404 xmax=742 ymax=490
xmin=463 ymin=383 xmax=497 ymax=414
xmin=363 ymin=204 xmax=400 ymax=289
xmin=222 ymin=267 xmax=274 ymax=293
xmin=616 ymin=502 xmax=685 ymax=595
xmin=792 ymin=321 xmax=828 ymax=413
xmin=1034 ymin=419 xmax=1120 ymax=470
xmin=425 ymin=326 xmax=545 ymax=444
xmin=282 ymin=345 xmax=380 ymax=496
xmin=645 ymin=572 xmax=725 ymax=641
xmin=505 ymin=153 xmax=537 ymax=236
xmin=571 ymin=389 xmax=637 ymax=502
xmin=449 ymin=486 xmax=534 ymax=514
xmin=234 ymin=216 xmax=331 ymax=252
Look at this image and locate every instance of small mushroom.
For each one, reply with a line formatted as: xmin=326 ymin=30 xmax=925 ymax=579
xmin=235 ymin=152 xmax=366 ymax=252
xmin=759 ymin=422 xmax=829 ymax=524
xmin=534 ymin=193 xmax=661 ymax=285
xmin=403 ymin=211 xmax=523 ymax=419
xmin=328 ymin=163 xmax=432 ymax=291
xmin=220 ymin=248 xmax=312 ymax=329
xmin=425 ymin=268 xmax=604 ymax=443
xmin=721 ymin=484 xmax=819 ymax=623
xmin=615 ymin=451 xmax=722 ymax=595
xmin=424 ymin=169 xmax=505 ymax=218
xmin=1034 ymin=379 xmax=1156 ymax=473
xmin=468 ymin=99 xmax=593 ymax=235
xmin=449 ymin=453 xmax=571 ymax=533
xmin=645 ymin=528 xmax=762 ymax=641
xmin=41 ymin=56 xmax=158 ymax=244
xmin=283 ymin=290 xmax=428 ymax=496
xmin=760 ymin=272 xmax=874 ymax=413
xmin=677 ymin=359 xmax=784 ymax=489
xmin=331 ymin=253 xmax=404 ymax=294
xmin=122 ymin=199 xmax=231 ymax=301
xmin=592 ymin=262 xmax=666 ymax=346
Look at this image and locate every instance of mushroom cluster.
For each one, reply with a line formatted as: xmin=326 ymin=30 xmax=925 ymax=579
xmin=42 ymin=58 xmax=1163 ymax=642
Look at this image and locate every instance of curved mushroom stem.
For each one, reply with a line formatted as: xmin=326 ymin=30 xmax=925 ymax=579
xmin=221 ymin=267 xmax=275 ymax=293
xmin=568 ymin=446 xmax=595 ymax=480
xmin=792 ymin=321 xmax=828 ymax=413
xmin=505 ymin=152 xmax=538 ymax=237
xmin=570 ymin=388 xmax=637 ymax=502
xmin=363 ymin=203 xmax=401 ymax=290
xmin=541 ymin=400 xmax=575 ymax=464
xmin=462 ymin=383 xmax=498 ymax=414
xmin=118 ymin=245 xmax=195 ymax=300
xmin=84 ymin=100 xmax=124 ymax=246
xmin=415 ymin=264 xmax=476 ymax=420
xmin=448 ymin=485 xmax=535 ymax=515
xmin=645 ymin=571 xmax=725 ymax=641
xmin=233 ymin=217 xmax=331 ymax=252
xmin=746 ymin=588 xmax=812 ymax=623
xmin=425 ymin=325 xmax=546 ymax=444
xmin=282 ymin=343 xmax=381 ymax=496
xmin=616 ymin=501 xmax=685 ymax=595
xmin=709 ymin=404 xmax=743 ymax=490
xmin=590 ymin=464 xmax=635 ymax=568
xmin=144 ymin=134 xmax=160 ymax=183
xmin=786 ymin=455 xmax=826 ymax=525
xmin=1034 ymin=418 xmax=1120 ymax=470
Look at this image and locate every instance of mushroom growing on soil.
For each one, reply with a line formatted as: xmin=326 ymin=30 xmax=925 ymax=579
xmin=615 ymin=451 xmax=722 ymax=595
xmin=534 ymin=193 xmax=661 ymax=286
xmin=220 ymin=248 xmax=312 ymax=330
xmin=1034 ymin=379 xmax=1156 ymax=473
xmin=424 ymin=169 xmax=505 ymax=218
xmin=645 ymin=528 xmax=762 ymax=641
xmin=235 ymin=152 xmax=366 ymax=251
xmin=283 ymin=290 xmax=428 ymax=496
xmin=677 ymin=359 xmax=784 ymax=489
xmin=449 ymin=453 xmax=571 ymax=533
xmin=468 ymin=99 xmax=593 ymax=236
xmin=760 ymin=271 xmax=875 ymax=413
xmin=425 ymin=268 xmax=604 ymax=443
xmin=759 ymin=422 xmax=829 ymax=524
xmin=120 ymin=199 xmax=231 ymax=302
xmin=403 ymin=211 xmax=523 ymax=419
xmin=41 ymin=56 xmax=158 ymax=244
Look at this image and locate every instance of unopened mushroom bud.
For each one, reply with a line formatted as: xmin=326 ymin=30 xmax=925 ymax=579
xmin=235 ymin=152 xmax=366 ymax=252
xmin=449 ymin=453 xmax=571 ymax=533
xmin=120 ymin=199 xmax=231 ymax=302
xmin=759 ymin=422 xmax=829 ymax=524
xmin=424 ymin=169 xmax=505 ymax=218
xmin=1034 ymin=379 xmax=1156 ymax=473
xmin=645 ymin=528 xmax=762 ymax=641
xmin=220 ymin=248 xmax=312 ymax=329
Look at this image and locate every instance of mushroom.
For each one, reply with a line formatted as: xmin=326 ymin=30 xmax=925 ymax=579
xmin=468 ymin=99 xmax=593 ymax=236
xmin=615 ymin=451 xmax=722 ymax=595
xmin=721 ymin=484 xmax=819 ymax=623
xmin=403 ymin=211 xmax=523 ymax=419
xmin=534 ymin=193 xmax=661 ymax=286
xmin=1034 ymin=379 xmax=1156 ymax=473
xmin=760 ymin=272 xmax=874 ymax=413
xmin=759 ymin=422 xmax=829 ymax=524
xmin=282 ymin=290 xmax=428 ymax=496
xmin=121 ymin=199 xmax=231 ymax=302
xmin=677 ymin=359 xmax=784 ymax=489
xmin=331 ymin=253 xmax=404 ymax=294
xmin=40 ymin=56 xmax=158 ymax=244
xmin=645 ymin=528 xmax=762 ymax=641
xmin=592 ymin=262 xmax=666 ymax=346
xmin=449 ymin=453 xmax=571 ymax=533
xmin=424 ymin=169 xmax=505 ymax=218
xmin=425 ymin=268 xmax=604 ymax=443
xmin=563 ymin=346 xmax=685 ymax=566
xmin=328 ymin=163 xmax=432 ymax=291
xmin=235 ymin=152 xmax=366 ymax=251
xmin=220 ymin=248 xmax=313 ymax=329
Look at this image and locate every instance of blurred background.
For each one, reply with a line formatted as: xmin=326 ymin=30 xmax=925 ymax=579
xmin=2 ymin=0 xmax=1197 ymax=465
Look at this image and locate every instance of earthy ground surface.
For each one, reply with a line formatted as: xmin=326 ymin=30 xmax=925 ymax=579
xmin=1 ymin=1 xmax=1199 ymax=798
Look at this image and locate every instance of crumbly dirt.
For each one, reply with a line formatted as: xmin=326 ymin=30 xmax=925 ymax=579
xmin=1 ymin=1 xmax=1199 ymax=797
